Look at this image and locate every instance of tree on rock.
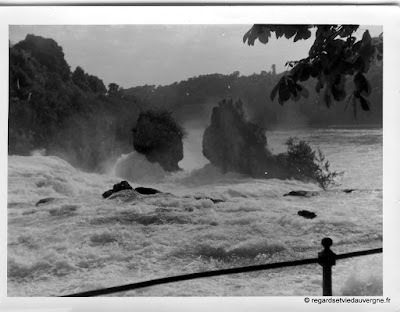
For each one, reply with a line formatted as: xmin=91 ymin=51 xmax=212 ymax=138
xmin=132 ymin=109 xmax=186 ymax=172
xmin=202 ymin=98 xmax=342 ymax=188
xmin=202 ymin=98 xmax=272 ymax=177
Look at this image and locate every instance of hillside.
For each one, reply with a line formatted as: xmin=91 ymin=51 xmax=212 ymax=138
xmin=124 ymin=61 xmax=382 ymax=129
xmin=9 ymin=34 xmax=143 ymax=171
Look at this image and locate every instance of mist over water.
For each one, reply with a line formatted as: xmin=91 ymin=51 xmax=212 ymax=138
xmin=179 ymin=125 xmax=209 ymax=172
xmin=113 ymin=152 xmax=167 ymax=183
xmin=7 ymin=128 xmax=382 ymax=296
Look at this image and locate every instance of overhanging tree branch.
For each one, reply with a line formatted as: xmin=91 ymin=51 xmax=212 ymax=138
xmin=243 ymin=25 xmax=383 ymax=116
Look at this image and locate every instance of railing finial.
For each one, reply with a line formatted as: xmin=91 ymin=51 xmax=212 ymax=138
xmin=321 ymin=237 xmax=333 ymax=249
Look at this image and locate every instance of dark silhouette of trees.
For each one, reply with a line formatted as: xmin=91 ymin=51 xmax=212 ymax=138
xmin=243 ymin=25 xmax=383 ymax=116
xmin=86 ymin=74 xmax=107 ymax=94
xmin=72 ymin=66 xmax=91 ymax=92
xmin=72 ymin=66 xmax=107 ymax=94
xmin=14 ymin=34 xmax=71 ymax=81
xmin=108 ymin=82 xmax=124 ymax=97
xmin=9 ymin=34 xmax=140 ymax=171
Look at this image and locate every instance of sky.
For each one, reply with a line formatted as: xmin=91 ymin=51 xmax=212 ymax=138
xmin=9 ymin=25 xmax=382 ymax=89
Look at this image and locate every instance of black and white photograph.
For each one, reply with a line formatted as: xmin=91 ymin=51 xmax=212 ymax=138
xmin=2 ymin=4 xmax=399 ymax=308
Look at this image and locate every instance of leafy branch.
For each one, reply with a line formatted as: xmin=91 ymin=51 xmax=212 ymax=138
xmin=243 ymin=25 xmax=383 ymax=116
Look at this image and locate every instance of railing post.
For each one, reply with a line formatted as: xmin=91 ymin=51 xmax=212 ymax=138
xmin=318 ymin=237 xmax=336 ymax=296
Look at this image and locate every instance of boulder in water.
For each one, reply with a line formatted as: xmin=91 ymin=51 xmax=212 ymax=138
xmin=102 ymin=181 xmax=133 ymax=198
xmin=298 ymin=210 xmax=317 ymax=219
xmin=113 ymin=181 xmax=133 ymax=192
xmin=103 ymin=182 xmax=163 ymax=199
xmin=102 ymin=190 xmax=114 ymax=199
xmin=284 ymin=190 xmax=319 ymax=197
xmin=135 ymin=187 xmax=162 ymax=195
xmin=35 ymin=197 xmax=56 ymax=206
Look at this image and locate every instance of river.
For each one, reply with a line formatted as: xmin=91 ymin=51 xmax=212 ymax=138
xmin=7 ymin=128 xmax=382 ymax=296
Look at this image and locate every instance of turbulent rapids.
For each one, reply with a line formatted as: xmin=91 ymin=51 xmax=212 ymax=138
xmin=7 ymin=129 xmax=383 ymax=296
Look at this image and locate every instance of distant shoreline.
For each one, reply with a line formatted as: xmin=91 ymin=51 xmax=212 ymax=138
xmin=266 ymin=124 xmax=383 ymax=131
xmin=327 ymin=124 xmax=383 ymax=130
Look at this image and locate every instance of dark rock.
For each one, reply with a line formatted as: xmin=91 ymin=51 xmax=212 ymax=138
xmin=113 ymin=181 xmax=133 ymax=192
xmin=35 ymin=197 xmax=56 ymax=206
xmin=132 ymin=110 xmax=184 ymax=172
xmin=135 ymin=187 xmax=162 ymax=195
xmin=102 ymin=190 xmax=114 ymax=199
xmin=103 ymin=181 xmax=133 ymax=198
xmin=202 ymin=99 xmax=272 ymax=177
xmin=298 ymin=210 xmax=317 ymax=219
xmin=284 ymin=190 xmax=319 ymax=197
xmin=343 ymin=189 xmax=355 ymax=193
xmin=209 ymin=198 xmax=225 ymax=204
xmin=103 ymin=182 xmax=164 ymax=199
xmin=284 ymin=190 xmax=307 ymax=197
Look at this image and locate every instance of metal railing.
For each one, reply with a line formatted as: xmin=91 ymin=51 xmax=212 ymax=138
xmin=61 ymin=237 xmax=382 ymax=297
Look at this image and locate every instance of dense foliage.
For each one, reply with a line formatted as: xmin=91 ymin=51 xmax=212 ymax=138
xmin=71 ymin=66 xmax=107 ymax=94
xmin=133 ymin=110 xmax=186 ymax=154
xmin=14 ymin=34 xmax=71 ymax=80
xmin=243 ymin=25 xmax=383 ymax=116
xmin=9 ymin=34 xmax=142 ymax=171
xmin=278 ymin=137 xmax=343 ymax=189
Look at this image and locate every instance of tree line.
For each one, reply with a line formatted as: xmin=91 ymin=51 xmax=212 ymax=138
xmin=124 ymin=61 xmax=382 ymax=129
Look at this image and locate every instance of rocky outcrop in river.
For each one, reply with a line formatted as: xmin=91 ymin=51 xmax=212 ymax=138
xmin=132 ymin=110 xmax=184 ymax=172
xmin=202 ymin=99 xmax=273 ymax=178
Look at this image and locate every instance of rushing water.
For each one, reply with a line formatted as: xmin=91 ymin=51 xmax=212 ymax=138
xmin=7 ymin=128 xmax=383 ymax=296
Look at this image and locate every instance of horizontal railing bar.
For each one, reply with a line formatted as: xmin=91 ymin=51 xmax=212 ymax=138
xmin=336 ymin=247 xmax=382 ymax=260
xmin=62 ymin=258 xmax=319 ymax=297
xmin=61 ymin=247 xmax=382 ymax=297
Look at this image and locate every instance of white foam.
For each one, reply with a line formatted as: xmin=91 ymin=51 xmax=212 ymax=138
xmin=8 ymin=155 xmax=117 ymax=204
xmin=113 ymin=152 xmax=167 ymax=183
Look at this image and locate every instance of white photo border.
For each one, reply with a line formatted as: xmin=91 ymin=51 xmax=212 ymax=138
xmin=1 ymin=4 xmax=399 ymax=312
